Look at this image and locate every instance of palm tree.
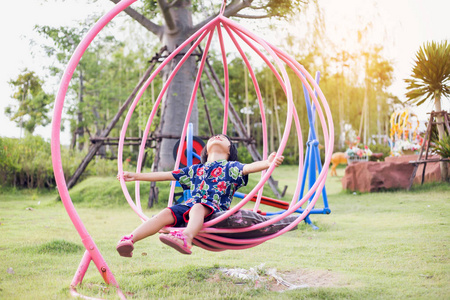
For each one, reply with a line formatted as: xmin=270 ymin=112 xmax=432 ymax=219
xmin=405 ymin=40 xmax=450 ymax=181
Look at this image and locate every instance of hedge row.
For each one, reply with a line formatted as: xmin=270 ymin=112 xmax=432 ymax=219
xmin=0 ymin=136 xmax=118 ymax=189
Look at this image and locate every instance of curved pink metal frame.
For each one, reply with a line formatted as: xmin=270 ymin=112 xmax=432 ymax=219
xmin=51 ymin=0 xmax=136 ymax=298
xmin=117 ymin=13 xmax=334 ymax=249
xmin=51 ymin=0 xmax=334 ymax=296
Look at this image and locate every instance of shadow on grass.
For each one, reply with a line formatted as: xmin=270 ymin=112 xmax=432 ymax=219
xmin=22 ymin=239 xmax=84 ymax=255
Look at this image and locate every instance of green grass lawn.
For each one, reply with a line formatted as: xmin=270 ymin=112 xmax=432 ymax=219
xmin=0 ymin=167 xmax=449 ymax=299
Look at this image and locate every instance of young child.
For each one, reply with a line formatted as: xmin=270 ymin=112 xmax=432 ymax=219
xmin=116 ymin=134 xmax=284 ymax=256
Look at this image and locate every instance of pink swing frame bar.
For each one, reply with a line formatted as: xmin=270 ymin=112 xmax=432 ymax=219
xmin=51 ymin=0 xmax=334 ymax=297
xmin=51 ymin=1 xmax=137 ymax=298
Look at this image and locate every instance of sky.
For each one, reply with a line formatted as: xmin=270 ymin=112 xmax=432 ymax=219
xmin=0 ymin=1 xmax=108 ymax=144
xmin=1 ymin=0 xmax=449 ymax=145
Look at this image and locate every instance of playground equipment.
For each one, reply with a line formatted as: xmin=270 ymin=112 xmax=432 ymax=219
xmin=236 ymin=73 xmax=331 ymax=230
xmin=51 ymin=0 xmax=334 ymax=298
xmin=390 ymin=108 xmax=421 ymax=155
xmin=295 ymin=73 xmax=330 ymax=229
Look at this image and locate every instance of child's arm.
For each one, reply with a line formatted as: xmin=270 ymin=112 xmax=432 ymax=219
xmin=118 ymin=171 xmax=175 ymax=182
xmin=243 ymin=152 xmax=284 ymax=175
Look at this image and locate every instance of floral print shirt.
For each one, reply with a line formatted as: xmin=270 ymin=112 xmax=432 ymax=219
xmin=171 ymin=159 xmax=248 ymax=213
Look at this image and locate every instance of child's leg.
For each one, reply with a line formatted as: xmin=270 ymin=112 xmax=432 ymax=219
xmin=117 ymin=208 xmax=175 ymax=257
xmin=130 ymin=208 xmax=176 ymax=242
xmin=183 ymin=204 xmax=211 ymax=245
xmin=162 ymin=204 xmax=211 ymax=248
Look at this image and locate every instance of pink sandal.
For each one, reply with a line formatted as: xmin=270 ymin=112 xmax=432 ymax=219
xmin=159 ymin=231 xmax=192 ymax=255
xmin=116 ymin=235 xmax=134 ymax=257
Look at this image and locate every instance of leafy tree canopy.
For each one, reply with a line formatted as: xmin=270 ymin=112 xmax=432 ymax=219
xmin=6 ymin=70 xmax=53 ymax=134
xmin=140 ymin=0 xmax=306 ymax=20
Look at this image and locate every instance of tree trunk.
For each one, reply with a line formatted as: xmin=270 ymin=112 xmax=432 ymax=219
xmin=77 ymin=71 xmax=85 ymax=151
xmin=70 ymin=129 xmax=77 ymax=150
xmin=377 ymin=95 xmax=381 ymax=144
xmin=92 ymin=106 xmax=106 ymax=157
xmin=157 ymin=5 xmax=198 ymax=171
xmin=338 ymin=76 xmax=345 ymax=149
xmin=434 ymin=92 xmax=449 ymax=182
xmin=271 ymin=82 xmax=282 ymax=144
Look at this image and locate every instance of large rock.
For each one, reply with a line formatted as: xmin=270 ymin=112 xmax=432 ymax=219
xmin=385 ymin=155 xmax=447 ymax=184
xmin=342 ymin=155 xmax=450 ymax=192
xmin=342 ymin=161 xmax=416 ymax=192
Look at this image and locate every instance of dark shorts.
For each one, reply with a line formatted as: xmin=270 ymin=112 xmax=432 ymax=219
xmin=168 ymin=204 xmax=214 ymax=227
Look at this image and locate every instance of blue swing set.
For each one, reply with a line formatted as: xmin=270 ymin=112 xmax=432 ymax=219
xmin=174 ymin=71 xmax=330 ymax=230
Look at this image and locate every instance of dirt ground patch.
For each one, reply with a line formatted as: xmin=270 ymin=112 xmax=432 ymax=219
xmin=214 ymin=265 xmax=343 ymax=292
xmin=265 ymin=269 xmax=341 ymax=291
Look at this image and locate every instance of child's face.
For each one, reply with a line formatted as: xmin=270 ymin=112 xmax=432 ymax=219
xmin=206 ymin=134 xmax=231 ymax=155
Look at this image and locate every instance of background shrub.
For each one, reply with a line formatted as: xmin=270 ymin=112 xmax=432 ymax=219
xmin=368 ymin=143 xmax=392 ymax=161
xmin=432 ymin=134 xmax=450 ymax=158
xmin=0 ymin=136 xmax=123 ymax=189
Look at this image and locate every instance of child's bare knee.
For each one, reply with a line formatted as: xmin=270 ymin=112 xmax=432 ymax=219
xmin=161 ymin=208 xmax=173 ymax=216
xmin=192 ymin=203 xmax=206 ymax=212
xmin=192 ymin=203 xmax=211 ymax=217
xmin=155 ymin=208 xmax=174 ymax=220
xmin=160 ymin=208 xmax=175 ymax=224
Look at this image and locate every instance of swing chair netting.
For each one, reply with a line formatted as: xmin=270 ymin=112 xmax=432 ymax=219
xmin=52 ymin=0 xmax=334 ymax=255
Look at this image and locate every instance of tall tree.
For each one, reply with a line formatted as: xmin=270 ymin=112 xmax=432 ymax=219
xmin=37 ymin=24 xmax=89 ymax=150
xmin=405 ymin=40 xmax=450 ymax=182
xmin=108 ymin=0 xmax=306 ymax=170
xmin=364 ymin=46 xmax=394 ymax=144
xmin=36 ymin=23 xmax=126 ymax=150
xmin=5 ymin=70 xmax=52 ymax=135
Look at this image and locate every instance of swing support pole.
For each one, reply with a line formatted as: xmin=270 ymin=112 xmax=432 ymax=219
xmin=298 ymin=72 xmax=330 ymax=230
xmin=51 ymin=0 xmax=138 ymax=298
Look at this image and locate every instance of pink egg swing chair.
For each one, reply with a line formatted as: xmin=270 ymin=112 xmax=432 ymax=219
xmin=51 ymin=0 xmax=334 ymax=298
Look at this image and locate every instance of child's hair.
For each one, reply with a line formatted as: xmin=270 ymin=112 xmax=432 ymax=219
xmin=200 ymin=134 xmax=238 ymax=163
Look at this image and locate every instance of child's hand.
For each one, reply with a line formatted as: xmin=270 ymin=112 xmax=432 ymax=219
xmin=117 ymin=171 xmax=137 ymax=182
xmin=268 ymin=152 xmax=284 ymax=167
